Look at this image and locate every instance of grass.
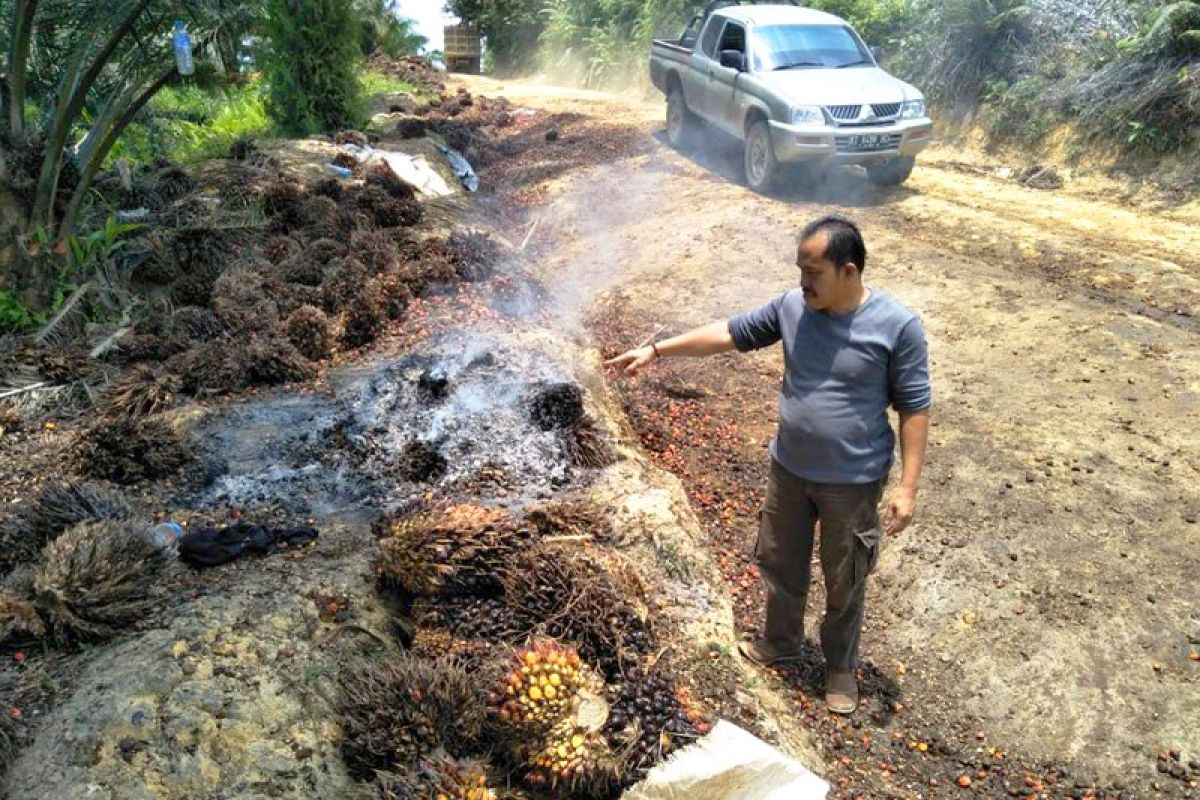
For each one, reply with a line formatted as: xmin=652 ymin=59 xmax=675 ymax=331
xmin=109 ymin=70 xmax=427 ymax=169
xmin=359 ymin=69 xmax=418 ymax=96
xmin=108 ymin=82 xmax=272 ymax=167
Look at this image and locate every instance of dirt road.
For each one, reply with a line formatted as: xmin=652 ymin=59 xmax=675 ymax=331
xmin=465 ymin=76 xmax=1200 ymax=797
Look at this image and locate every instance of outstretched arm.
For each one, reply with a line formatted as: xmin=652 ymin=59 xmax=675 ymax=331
xmin=603 ymin=320 xmax=737 ymax=377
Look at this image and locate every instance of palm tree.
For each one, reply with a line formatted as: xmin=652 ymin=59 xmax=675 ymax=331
xmin=356 ymin=0 xmax=428 ymax=56
xmin=0 ymin=0 xmax=260 ymax=306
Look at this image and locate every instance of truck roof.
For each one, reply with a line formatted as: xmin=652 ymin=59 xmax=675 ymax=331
xmin=714 ymin=4 xmax=846 ymax=26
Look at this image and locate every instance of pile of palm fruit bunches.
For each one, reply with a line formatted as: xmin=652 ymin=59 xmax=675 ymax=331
xmin=343 ymin=502 xmax=710 ymax=799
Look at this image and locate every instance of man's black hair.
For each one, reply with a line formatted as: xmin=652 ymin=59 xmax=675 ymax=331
xmin=799 ymin=214 xmax=866 ymax=275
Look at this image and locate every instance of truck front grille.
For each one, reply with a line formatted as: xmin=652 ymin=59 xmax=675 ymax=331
xmin=871 ymin=102 xmax=901 ymax=118
xmin=835 ymin=133 xmax=903 ymax=153
xmin=827 ymin=104 xmax=861 ymax=121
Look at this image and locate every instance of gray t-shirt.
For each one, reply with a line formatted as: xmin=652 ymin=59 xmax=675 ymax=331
xmin=728 ymin=288 xmax=931 ymax=484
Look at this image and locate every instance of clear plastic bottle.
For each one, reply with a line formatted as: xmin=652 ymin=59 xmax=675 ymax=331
xmin=173 ymin=21 xmax=195 ymax=76
xmin=150 ymin=520 xmax=184 ymax=549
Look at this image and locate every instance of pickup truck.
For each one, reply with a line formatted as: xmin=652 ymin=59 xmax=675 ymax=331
xmin=650 ymin=2 xmax=933 ymax=191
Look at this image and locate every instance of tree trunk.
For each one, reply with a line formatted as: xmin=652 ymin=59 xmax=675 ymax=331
xmin=6 ymin=0 xmax=42 ymax=145
xmin=56 ymin=69 xmax=176 ymax=245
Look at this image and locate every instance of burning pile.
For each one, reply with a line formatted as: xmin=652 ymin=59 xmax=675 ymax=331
xmin=488 ymin=641 xmax=618 ymax=795
xmin=80 ymin=149 xmax=507 ymax=451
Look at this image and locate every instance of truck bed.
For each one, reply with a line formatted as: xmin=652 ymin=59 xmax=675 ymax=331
xmin=649 ymin=38 xmax=694 ymax=93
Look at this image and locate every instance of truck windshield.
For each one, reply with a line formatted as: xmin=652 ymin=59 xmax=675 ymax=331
xmin=751 ymin=24 xmax=871 ymax=71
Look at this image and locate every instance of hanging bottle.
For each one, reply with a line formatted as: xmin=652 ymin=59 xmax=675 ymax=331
xmin=173 ymin=20 xmax=195 ymax=76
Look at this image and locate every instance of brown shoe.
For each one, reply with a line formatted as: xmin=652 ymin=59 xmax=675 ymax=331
xmin=825 ymin=670 xmax=859 ymax=714
xmin=737 ymin=638 xmax=804 ymax=667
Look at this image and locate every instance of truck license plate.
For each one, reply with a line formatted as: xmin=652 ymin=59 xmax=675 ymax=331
xmin=849 ymin=134 xmax=883 ymax=149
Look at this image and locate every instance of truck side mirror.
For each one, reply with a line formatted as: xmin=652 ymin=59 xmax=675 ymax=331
xmin=719 ymin=49 xmax=746 ymax=71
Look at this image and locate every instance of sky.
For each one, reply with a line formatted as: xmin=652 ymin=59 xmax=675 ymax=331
xmin=395 ymin=0 xmax=460 ymax=53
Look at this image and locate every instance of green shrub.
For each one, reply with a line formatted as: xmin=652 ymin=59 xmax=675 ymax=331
xmin=263 ymin=0 xmax=365 ymax=135
xmin=539 ymin=0 xmax=695 ymax=87
xmin=983 ymin=75 xmax=1059 ymax=144
xmin=0 ymin=290 xmax=40 ymax=334
xmin=109 ymin=84 xmax=271 ymax=167
xmin=1068 ymin=2 xmax=1200 ymax=152
xmin=897 ymin=0 xmax=1034 ymax=102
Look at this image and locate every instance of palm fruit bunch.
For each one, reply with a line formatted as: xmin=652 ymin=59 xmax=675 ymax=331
xmin=500 ymin=543 xmax=654 ymax=674
xmin=605 ymin=668 xmax=699 ymax=778
xmin=408 ymin=627 xmax=494 ymax=665
xmin=285 ymin=305 xmax=336 ymax=361
xmin=0 ymin=566 xmax=45 ymax=643
xmin=0 ymin=480 xmax=132 ymax=571
xmin=100 ymin=364 xmax=182 ymax=421
xmin=264 ymin=235 xmax=301 ymax=265
xmin=76 ymin=415 xmax=191 ymax=484
xmin=561 ymin=415 xmax=616 ymax=470
xmin=446 ymin=231 xmax=502 ymax=283
xmin=488 ymin=641 xmax=618 ymax=795
xmin=413 ymin=595 xmax=517 ymax=642
xmin=523 ymin=718 xmax=615 ymax=794
xmin=341 ymin=277 xmax=387 ymax=348
xmin=338 ymin=654 xmax=484 ymax=779
xmin=378 ymin=504 xmax=525 ymax=597
xmin=32 ymin=520 xmax=178 ymax=643
xmin=351 ymin=228 xmax=402 ymax=273
xmin=375 ymin=754 xmax=499 ymax=800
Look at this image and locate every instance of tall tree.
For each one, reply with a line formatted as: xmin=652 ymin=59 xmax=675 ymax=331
xmin=356 ymin=0 xmax=427 ymax=56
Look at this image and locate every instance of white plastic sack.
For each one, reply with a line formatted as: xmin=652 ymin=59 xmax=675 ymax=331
xmin=622 ymin=720 xmax=829 ymax=800
xmin=340 ymin=144 xmax=455 ymax=197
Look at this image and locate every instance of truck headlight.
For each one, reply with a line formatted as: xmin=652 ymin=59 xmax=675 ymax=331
xmin=899 ymin=99 xmax=926 ymax=119
xmin=790 ymin=105 xmax=823 ymax=126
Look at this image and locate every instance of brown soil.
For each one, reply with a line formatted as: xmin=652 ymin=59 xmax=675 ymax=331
xmin=459 ymin=75 xmax=1200 ymax=798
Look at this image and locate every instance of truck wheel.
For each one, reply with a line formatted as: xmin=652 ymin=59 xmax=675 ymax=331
xmin=744 ymin=119 xmax=779 ymax=193
xmin=666 ymin=86 xmax=698 ymax=150
xmin=866 ymin=156 xmax=915 ymax=187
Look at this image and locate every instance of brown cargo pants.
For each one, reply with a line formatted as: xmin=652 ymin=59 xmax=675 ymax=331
xmin=754 ymin=458 xmax=884 ymax=672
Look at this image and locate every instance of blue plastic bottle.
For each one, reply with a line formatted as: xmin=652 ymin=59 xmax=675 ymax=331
xmin=173 ymin=21 xmax=195 ymax=76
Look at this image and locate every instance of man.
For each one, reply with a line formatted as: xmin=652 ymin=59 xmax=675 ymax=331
xmin=604 ymin=215 xmax=931 ymax=714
